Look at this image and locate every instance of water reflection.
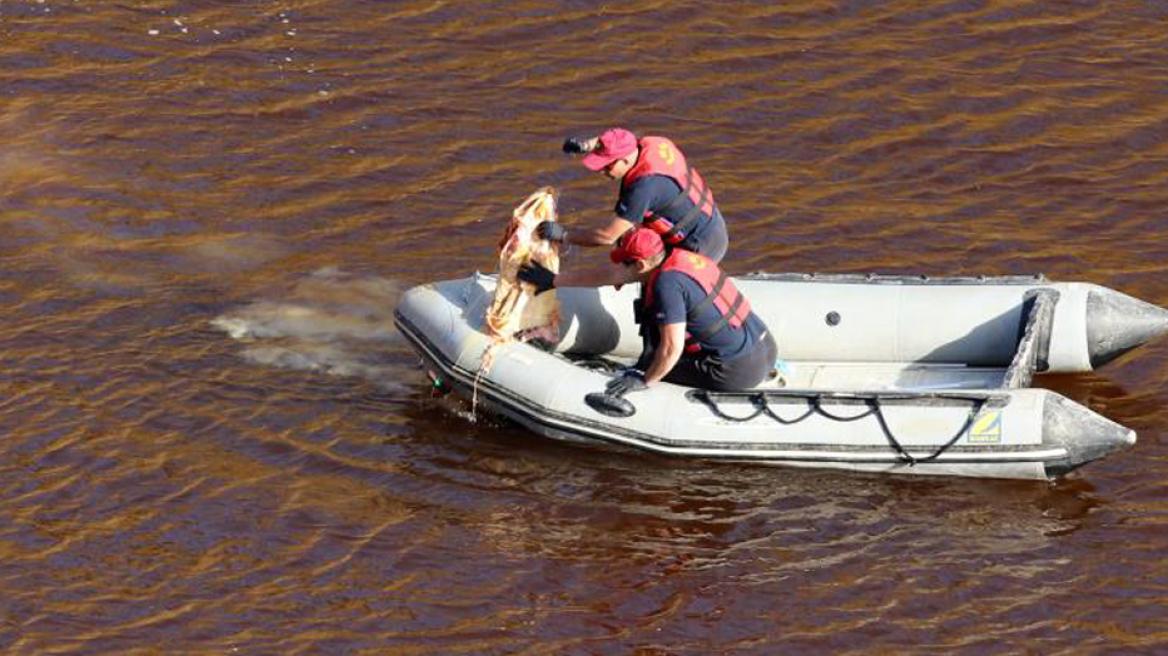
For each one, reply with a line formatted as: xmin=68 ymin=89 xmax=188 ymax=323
xmin=399 ymin=389 xmax=1099 ymax=571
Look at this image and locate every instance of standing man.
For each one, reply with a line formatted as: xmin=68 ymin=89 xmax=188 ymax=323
xmin=542 ymin=127 xmax=730 ymax=266
xmin=520 ymin=227 xmax=776 ymax=394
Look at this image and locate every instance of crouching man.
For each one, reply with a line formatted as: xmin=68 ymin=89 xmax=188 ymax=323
xmin=520 ymin=227 xmax=777 ymax=396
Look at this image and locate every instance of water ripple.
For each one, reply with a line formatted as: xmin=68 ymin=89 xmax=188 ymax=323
xmin=2 ymin=0 xmax=1168 ymax=653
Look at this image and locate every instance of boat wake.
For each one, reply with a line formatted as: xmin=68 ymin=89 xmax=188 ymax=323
xmin=212 ymin=267 xmax=406 ymax=389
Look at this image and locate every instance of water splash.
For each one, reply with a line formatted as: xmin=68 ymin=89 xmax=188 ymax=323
xmin=212 ymin=267 xmax=406 ymax=389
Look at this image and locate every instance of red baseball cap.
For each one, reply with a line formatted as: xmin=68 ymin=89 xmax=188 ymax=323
xmin=582 ymin=128 xmax=638 ymax=171
xmin=610 ymin=227 xmax=665 ymax=264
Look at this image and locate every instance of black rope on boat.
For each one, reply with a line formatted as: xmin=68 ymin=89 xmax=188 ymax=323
xmin=694 ymin=391 xmax=988 ymax=466
xmin=869 ymin=397 xmax=985 ymax=465
xmin=694 ymin=393 xmax=769 ymax=422
xmin=805 ymin=396 xmax=876 ymax=423
xmin=758 ymin=395 xmax=817 ymax=425
xmin=865 ymin=399 xmax=917 ymax=464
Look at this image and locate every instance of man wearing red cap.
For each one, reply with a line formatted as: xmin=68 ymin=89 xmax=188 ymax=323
xmin=541 ymin=128 xmax=729 ymax=269
xmin=521 ymin=227 xmax=776 ymax=395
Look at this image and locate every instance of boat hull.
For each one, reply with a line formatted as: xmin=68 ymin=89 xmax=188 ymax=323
xmin=394 ymin=274 xmax=1140 ymax=480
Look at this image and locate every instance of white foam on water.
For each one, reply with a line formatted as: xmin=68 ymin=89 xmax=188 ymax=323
xmin=212 ymin=268 xmax=407 ymax=390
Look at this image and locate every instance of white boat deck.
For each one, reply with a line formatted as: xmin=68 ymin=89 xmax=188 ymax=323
xmin=771 ymin=361 xmax=1007 ymax=392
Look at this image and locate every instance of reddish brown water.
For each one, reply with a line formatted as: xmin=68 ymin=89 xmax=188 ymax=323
xmin=2 ymin=1 xmax=1168 ymax=654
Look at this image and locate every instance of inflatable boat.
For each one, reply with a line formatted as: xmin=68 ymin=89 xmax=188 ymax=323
xmin=394 ymin=272 xmax=1168 ymax=480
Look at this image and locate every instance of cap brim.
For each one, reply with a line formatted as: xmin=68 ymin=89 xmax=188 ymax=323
xmin=609 ymin=247 xmax=627 ymax=264
xmin=582 ymin=152 xmax=619 ymax=171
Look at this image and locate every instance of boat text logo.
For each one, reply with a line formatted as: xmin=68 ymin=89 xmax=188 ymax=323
xmin=967 ymin=410 xmax=1002 ymax=443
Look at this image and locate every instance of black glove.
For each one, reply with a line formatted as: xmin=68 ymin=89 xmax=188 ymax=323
xmin=606 ymin=371 xmax=647 ymax=397
xmin=536 ymin=221 xmax=568 ymax=243
xmin=562 ymin=137 xmax=588 ymax=154
xmin=517 ymin=261 xmax=556 ymax=295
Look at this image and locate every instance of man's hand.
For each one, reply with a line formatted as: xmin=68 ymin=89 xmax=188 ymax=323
xmin=536 ymin=221 xmax=568 ymax=243
xmin=562 ymin=137 xmax=588 ymax=154
xmin=605 ymin=371 xmax=647 ymax=397
xmin=517 ymin=261 xmax=556 ymax=295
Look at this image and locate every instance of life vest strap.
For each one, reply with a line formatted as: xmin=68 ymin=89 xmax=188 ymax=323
xmin=687 ymin=270 xmax=728 ymax=322
xmin=687 ymin=271 xmax=745 ymax=341
xmin=661 ymin=183 xmax=711 ymax=242
xmin=657 ymin=162 xmax=697 ymax=218
xmin=695 ymin=289 xmax=746 ymax=341
xmin=653 ymin=162 xmax=713 ymax=243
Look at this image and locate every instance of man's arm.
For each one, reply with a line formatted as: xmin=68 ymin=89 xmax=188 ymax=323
xmin=567 ymin=216 xmax=634 ymax=247
xmin=554 ymin=261 xmax=638 ymax=288
xmin=643 ymin=322 xmax=685 ymax=385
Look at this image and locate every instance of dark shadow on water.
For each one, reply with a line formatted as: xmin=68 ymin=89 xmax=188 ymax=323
xmin=388 ymin=380 xmax=1107 ymax=549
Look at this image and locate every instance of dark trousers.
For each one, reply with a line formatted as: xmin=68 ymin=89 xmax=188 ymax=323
xmin=663 ymin=330 xmax=778 ymax=391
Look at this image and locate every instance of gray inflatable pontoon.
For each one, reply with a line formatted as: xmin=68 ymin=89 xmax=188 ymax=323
xmin=394 ymin=272 xmax=1168 ymax=480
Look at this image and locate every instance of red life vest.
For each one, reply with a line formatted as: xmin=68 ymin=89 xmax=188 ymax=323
xmin=621 ymin=136 xmax=717 ymax=245
xmin=642 ymin=250 xmax=752 ymax=352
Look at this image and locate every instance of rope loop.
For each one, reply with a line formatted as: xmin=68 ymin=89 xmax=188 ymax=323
xmin=695 ymin=390 xmax=988 ymax=465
